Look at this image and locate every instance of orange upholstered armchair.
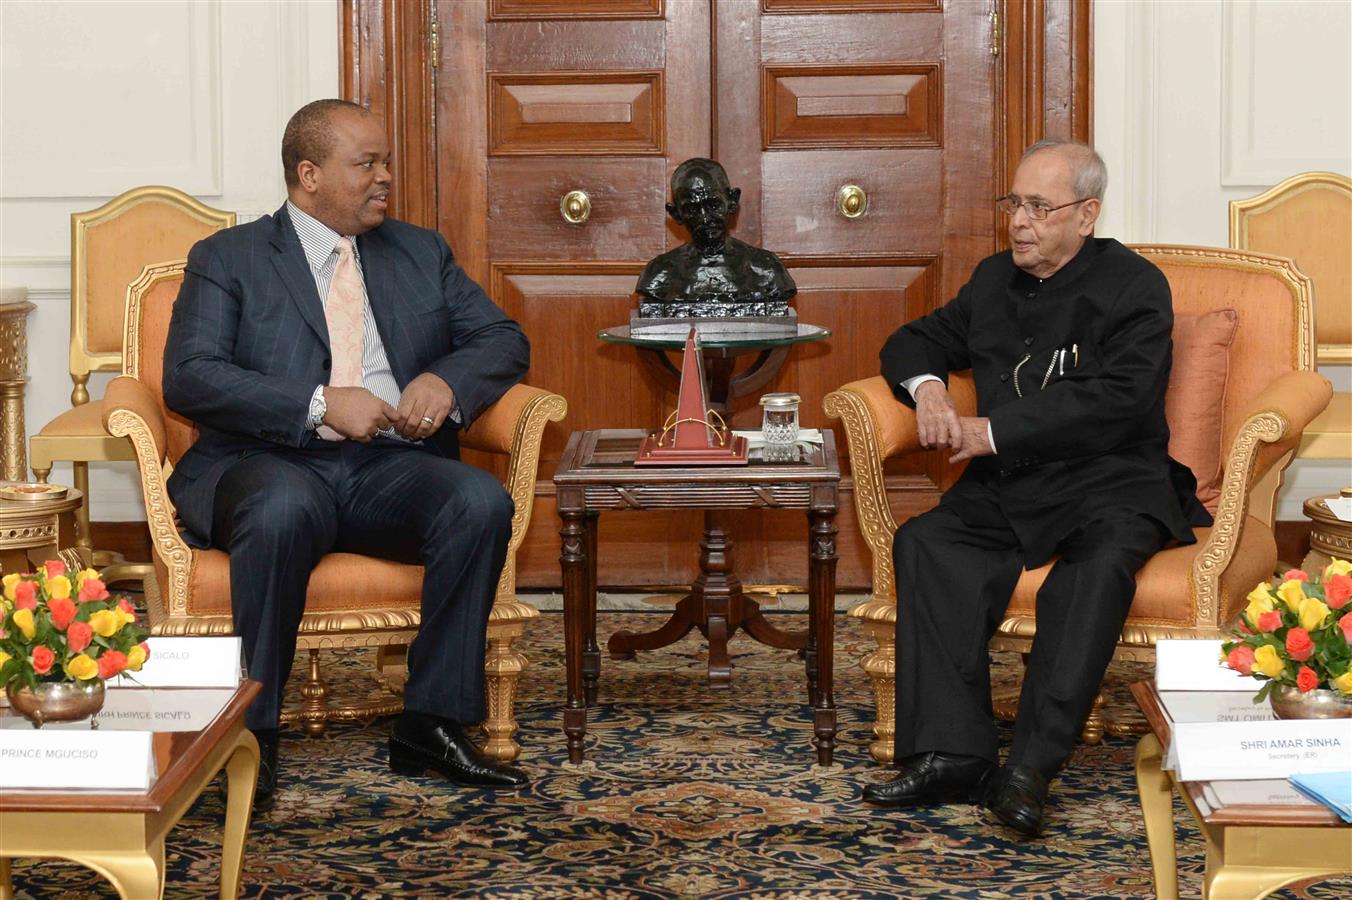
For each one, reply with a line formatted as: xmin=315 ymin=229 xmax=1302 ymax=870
xmin=824 ymin=246 xmax=1332 ymax=763
xmin=104 ymin=262 xmax=566 ymax=760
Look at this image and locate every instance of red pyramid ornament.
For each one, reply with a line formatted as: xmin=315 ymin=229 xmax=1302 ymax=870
xmin=635 ymin=327 xmax=748 ymax=466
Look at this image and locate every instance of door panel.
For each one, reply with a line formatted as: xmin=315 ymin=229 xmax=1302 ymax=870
xmin=340 ymin=0 xmax=1093 ymax=590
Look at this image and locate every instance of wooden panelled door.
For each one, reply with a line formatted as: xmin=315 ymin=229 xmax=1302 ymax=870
xmin=343 ymin=0 xmax=1091 ymax=590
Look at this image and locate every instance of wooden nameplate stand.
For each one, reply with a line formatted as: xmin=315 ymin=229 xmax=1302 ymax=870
xmin=635 ymin=327 xmax=748 ymax=466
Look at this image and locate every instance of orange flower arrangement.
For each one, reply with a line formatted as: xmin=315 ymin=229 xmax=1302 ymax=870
xmin=1222 ymin=558 xmax=1352 ymax=700
xmin=0 ymin=560 xmax=150 ymax=690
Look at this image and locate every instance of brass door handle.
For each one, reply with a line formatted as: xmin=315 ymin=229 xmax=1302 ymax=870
xmin=560 ymin=190 xmax=591 ymax=225
xmin=837 ymin=184 xmax=868 ymax=219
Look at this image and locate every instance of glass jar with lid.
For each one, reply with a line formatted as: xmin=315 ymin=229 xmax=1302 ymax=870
xmin=758 ymin=392 xmax=801 ymax=448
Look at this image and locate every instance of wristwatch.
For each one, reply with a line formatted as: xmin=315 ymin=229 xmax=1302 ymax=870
xmin=308 ymin=385 xmax=327 ymax=430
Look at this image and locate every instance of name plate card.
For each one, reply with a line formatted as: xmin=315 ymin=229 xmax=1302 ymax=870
xmin=1171 ymin=718 xmax=1352 ymax=781
xmin=0 ymin=730 xmax=154 ymax=791
xmin=1155 ymin=639 xmax=1252 ymax=691
xmin=0 ymin=689 xmax=236 ymax=733
xmin=112 ymin=636 xmax=243 ymax=688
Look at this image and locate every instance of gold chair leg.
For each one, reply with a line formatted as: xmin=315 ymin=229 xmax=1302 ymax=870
xmin=299 ymin=649 xmax=328 ymax=737
xmin=70 ymin=460 xmax=94 ymax=559
xmin=482 ymin=623 xmax=526 ymax=761
xmin=861 ymin=619 xmax=896 ymax=764
xmin=1080 ymin=689 xmax=1106 ymax=745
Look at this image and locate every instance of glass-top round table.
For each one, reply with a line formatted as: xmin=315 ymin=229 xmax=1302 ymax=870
xmin=598 ymin=322 xmax=831 ymax=408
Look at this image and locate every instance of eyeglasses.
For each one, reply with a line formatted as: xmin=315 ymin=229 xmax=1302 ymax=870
xmin=994 ymin=195 xmax=1090 ymax=221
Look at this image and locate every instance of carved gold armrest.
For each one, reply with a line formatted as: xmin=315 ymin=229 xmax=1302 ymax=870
xmin=102 ymin=376 xmax=193 ymax=616
xmin=463 ymin=385 xmax=567 ymax=612
xmin=1191 ymin=370 xmax=1333 ymax=620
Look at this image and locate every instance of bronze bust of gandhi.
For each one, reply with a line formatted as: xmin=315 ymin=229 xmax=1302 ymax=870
xmin=635 ymin=158 xmax=796 ymax=324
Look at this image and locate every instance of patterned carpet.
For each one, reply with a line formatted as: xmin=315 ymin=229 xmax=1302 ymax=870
xmin=7 ymin=609 xmax=1351 ymax=898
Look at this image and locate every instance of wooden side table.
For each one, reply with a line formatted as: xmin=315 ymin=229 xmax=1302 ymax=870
xmin=554 ymin=428 xmax=840 ymax=766
xmin=0 ymin=681 xmax=261 ymax=900
xmin=0 ymin=485 xmax=84 ymax=575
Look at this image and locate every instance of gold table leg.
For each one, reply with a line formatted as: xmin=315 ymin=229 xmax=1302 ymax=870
xmin=0 ymin=855 xmax=12 ymax=900
xmin=1136 ymin=733 xmax=1180 ymax=900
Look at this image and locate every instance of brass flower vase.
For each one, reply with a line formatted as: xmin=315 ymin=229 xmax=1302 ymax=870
xmin=5 ymin=679 xmax=106 ymax=728
xmin=1269 ymin=684 xmax=1352 ymax=720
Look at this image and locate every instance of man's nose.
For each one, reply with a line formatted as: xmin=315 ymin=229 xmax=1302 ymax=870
xmin=375 ymin=164 xmax=392 ymax=184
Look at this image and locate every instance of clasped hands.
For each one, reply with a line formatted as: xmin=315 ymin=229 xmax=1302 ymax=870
xmin=913 ymin=380 xmax=993 ymax=463
xmin=321 ymin=373 xmax=454 ymax=442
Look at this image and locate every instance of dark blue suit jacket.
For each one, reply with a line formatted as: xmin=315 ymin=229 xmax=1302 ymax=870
xmin=163 ymin=204 xmax=529 ymax=545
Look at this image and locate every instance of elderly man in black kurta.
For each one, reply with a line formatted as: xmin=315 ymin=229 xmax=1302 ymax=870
xmin=864 ymin=140 xmax=1210 ymax=837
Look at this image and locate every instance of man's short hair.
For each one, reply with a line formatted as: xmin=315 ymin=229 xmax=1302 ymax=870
xmin=671 ymin=157 xmax=731 ymax=196
xmin=1021 ymin=139 xmax=1108 ymax=202
xmin=281 ymin=99 xmax=370 ymax=188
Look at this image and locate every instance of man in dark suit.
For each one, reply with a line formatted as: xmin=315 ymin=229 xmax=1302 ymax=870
xmin=862 ymin=140 xmax=1210 ymax=836
xmin=163 ymin=99 xmax=531 ymax=807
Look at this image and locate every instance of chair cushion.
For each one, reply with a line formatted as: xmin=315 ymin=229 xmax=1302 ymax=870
xmin=36 ymin=400 xmax=111 ymax=437
xmin=1002 ymin=518 xmax=1277 ymax=628
xmin=186 ymin=550 xmax=423 ymax=617
xmin=1165 ymin=308 xmax=1239 ymax=512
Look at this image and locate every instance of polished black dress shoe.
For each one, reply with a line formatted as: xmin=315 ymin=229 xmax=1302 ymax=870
xmin=250 ymin=728 xmax=279 ymax=813
xmin=861 ymin=752 xmax=994 ymax=807
xmin=389 ymin=712 xmax=529 ymax=789
xmin=984 ymin=764 xmax=1049 ymax=837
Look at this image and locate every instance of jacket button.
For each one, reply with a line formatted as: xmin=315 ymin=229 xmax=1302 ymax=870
xmin=322 ymin=358 xmax=331 ymax=371
xmin=1000 ymin=373 xmax=1009 ymax=382
xmin=1025 ymin=291 xmax=1036 ymax=299
xmin=1024 ymin=337 xmax=1034 ymax=346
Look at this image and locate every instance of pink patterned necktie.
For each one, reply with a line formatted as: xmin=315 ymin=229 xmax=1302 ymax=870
xmin=316 ymin=237 xmax=365 ymax=441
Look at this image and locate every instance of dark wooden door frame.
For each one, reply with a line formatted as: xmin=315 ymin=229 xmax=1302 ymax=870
xmin=339 ymin=0 xmax=1092 ymax=238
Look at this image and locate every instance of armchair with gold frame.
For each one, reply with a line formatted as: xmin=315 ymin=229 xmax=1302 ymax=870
xmin=29 ymin=186 xmax=235 ymax=577
xmin=825 ymin=246 xmax=1331 ymax=763
xmin=1230 ymin=171 xmax=1351 ymax=459
xmin=104 ymin=261 xmax=566 ymax=760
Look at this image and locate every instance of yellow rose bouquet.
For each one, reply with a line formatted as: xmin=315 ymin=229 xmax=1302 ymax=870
xmin=0 ymin=559 xmax=150 ymax=692
xmin=1221 ymin=558 xmax=1352 ymax=701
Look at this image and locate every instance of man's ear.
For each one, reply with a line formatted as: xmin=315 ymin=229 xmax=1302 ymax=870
xmin=1077 ymin=198 xmax=1101 ymax=237
xmin=665 ymin=201 xmax=681 ymax=223
xmin=726 ymin=186 xmax=741 ymax=217
xmin=296 ymin=160 xmax=320 ymax=195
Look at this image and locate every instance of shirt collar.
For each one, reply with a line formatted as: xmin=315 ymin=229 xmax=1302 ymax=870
xmin=1010 ymin=237 xmax=1099 ymax=294
xmin=286 ymin=200 xmax=359 ymax=275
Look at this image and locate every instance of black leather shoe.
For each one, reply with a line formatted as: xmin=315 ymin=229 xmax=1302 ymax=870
xmin=861 ymin=752 xmax=994 ymax=807
xmin=389 ymin=712 xmax=529 ymax=789
xmin=984 ymin=764 xmax=1049 ymax=837
xmin=251 ymin=728 xmax=279 ymax=813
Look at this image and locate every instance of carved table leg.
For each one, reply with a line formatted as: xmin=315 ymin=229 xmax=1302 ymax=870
xmin=582 ymin=512 xmax=601 ymax=705
xmin=809 ymin=506 xmax=838 ymax=767
xmin=560 ymin=507 xmax=589 ymax=764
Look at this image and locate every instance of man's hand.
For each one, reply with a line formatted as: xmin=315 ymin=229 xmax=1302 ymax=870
xmin=322 ymin=386 xmax=399 ymax=443
xmin=395 ymin=372 xmax=456 ymax=440
xmin=948 ymin=417 xmax=994 ymax=463
xmin=914 ymin=380 xmax=964 ymax=451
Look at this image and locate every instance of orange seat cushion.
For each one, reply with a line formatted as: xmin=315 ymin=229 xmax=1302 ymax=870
xmin=1002 ymin=518 xmax=1277 ymax=628
xmin=36 ymin=400 xmax=111 ymax=437
xmin=1165 ymin=308 xmax=1239 ymax=512
xmin=186 ymin=551 xmax=423 ymax=617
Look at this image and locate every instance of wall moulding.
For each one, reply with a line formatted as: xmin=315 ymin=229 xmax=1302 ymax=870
xmin=0 ymin=0 xmax=223 ymax=199
xmin=1221 ymin=2 xmax=1352 ymax=186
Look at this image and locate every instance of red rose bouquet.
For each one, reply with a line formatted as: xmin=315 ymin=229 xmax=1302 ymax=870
xmin=0 ymin=560 xmax=150 ymax=690
xmin=1221 ymin=558 xmax=1352 ymax=700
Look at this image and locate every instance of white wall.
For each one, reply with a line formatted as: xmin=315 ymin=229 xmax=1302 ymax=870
xmin=0 ymin=0 xmax=338 ymax=521
xmin=1095 ymin=0 xmax=1352 ymax=519
xmin=1 ymin=0 xmax=1347 ymax=522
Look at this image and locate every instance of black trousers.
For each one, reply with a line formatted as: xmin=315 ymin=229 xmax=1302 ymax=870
xmin=892 ymin=478 xmax=1168 ymax=779
xmin=210 ymin=438 xmax=512 ymax=731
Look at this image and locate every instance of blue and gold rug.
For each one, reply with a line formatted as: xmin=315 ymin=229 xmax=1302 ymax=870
xmin=7 ymin=610 xmax=1350 ymax=898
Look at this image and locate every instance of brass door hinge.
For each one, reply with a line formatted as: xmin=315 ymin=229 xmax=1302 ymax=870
xmin=991 ymin=10 xmax=1000 ymax=57
xmin=430 ymin=13 xmax=440 ymax=68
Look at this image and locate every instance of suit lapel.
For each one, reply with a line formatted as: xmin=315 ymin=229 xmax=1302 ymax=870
xmin=356 ymin=228 xmax=410 ymax=386
xmin=269 ymin=206 xmax=331 ymax=351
